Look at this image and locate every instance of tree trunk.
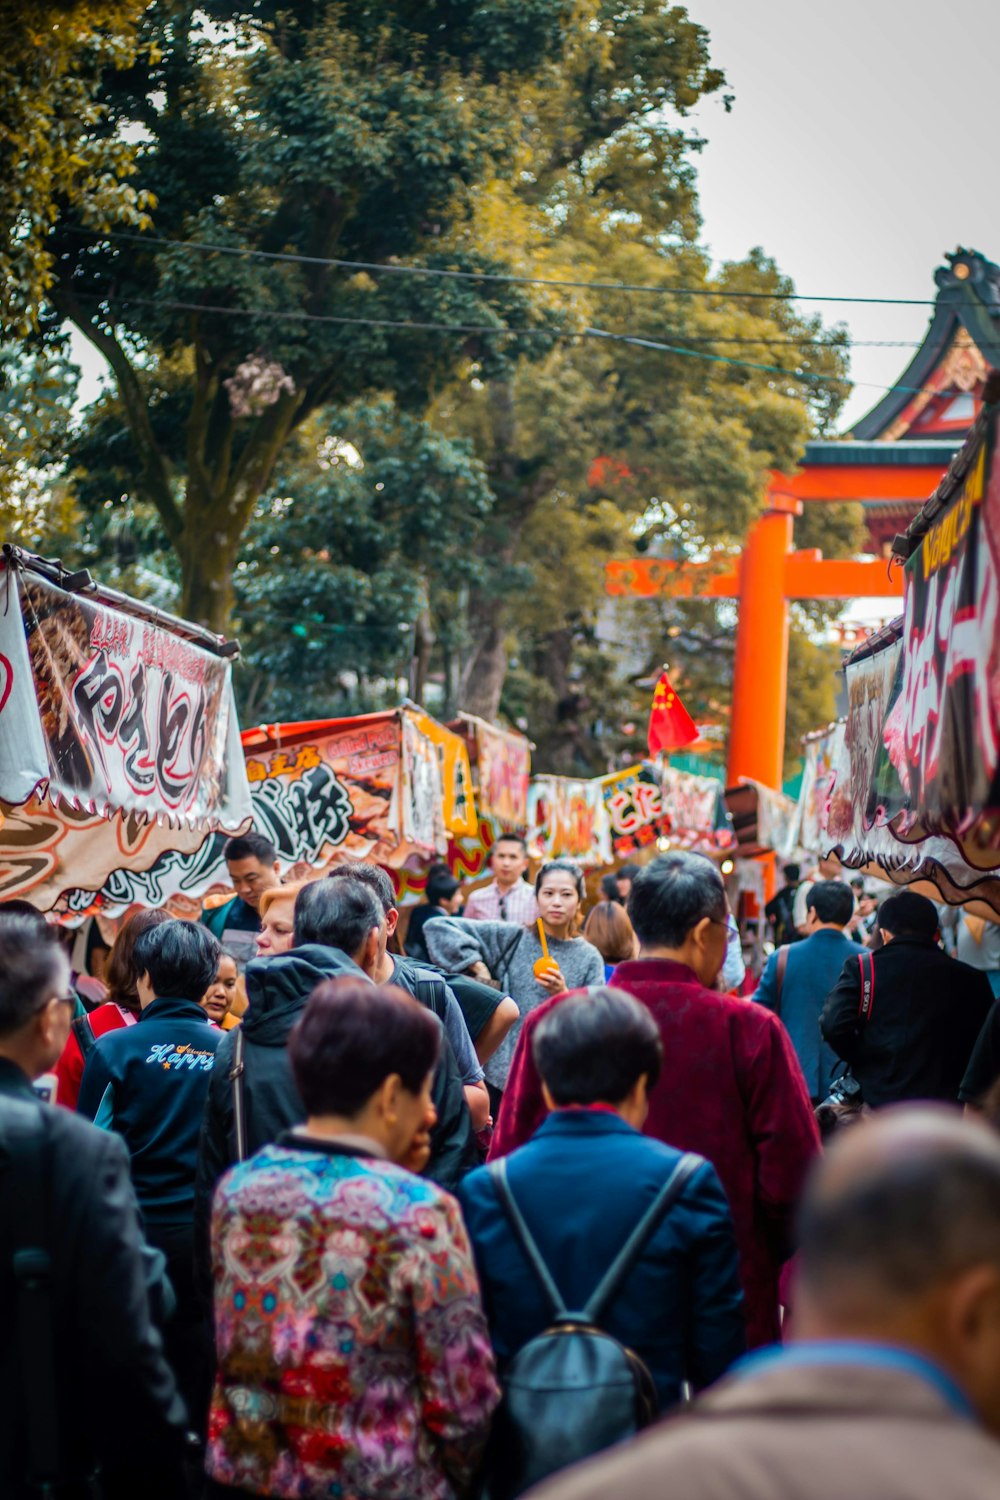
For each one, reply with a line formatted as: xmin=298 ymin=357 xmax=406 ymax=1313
xmin=409 ymin=607 xmax=435 ymax=703
xmin=179 ymin=526 xmax=238 ymax=637
xmin=459 ymin=595 xmax=508 ymax=720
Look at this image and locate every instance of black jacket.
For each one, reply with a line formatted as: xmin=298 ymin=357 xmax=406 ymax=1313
xmin=0 ymin=1059 xmax=187 ymax=1500
xmin=820 ymin=936 xmax=994 ymax=1107
xmin=194 ymin=945 xmax=475 ymax=1291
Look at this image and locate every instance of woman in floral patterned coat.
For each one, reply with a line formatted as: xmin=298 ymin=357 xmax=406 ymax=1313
xmin=205 ymin=976 xmax=499 ymax=1500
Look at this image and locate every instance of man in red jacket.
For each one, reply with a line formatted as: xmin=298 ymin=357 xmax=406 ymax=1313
xmin=490 ymin=851 xmax=819 ymax=1347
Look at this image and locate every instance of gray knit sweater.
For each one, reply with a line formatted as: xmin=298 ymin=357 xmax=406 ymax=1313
xmin=424 ymin=917 xmax=605 ymax=1089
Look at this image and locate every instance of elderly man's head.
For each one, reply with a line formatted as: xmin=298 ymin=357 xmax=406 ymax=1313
xmin=794 ymin=1108 xmax=1000 ymax=1433
xmin=293 ymin=879 xmax=386 ymax=977
xmin=626 ymin=852 xmax=729 ymax=986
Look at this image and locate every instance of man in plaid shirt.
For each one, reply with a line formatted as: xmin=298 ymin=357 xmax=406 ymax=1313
xmin=463 ymin=834 xmax=538 ymax=924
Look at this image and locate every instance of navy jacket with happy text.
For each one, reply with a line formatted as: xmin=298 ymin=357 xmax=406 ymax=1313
xmin=77 ymin=995 xmax=223 ymax=1230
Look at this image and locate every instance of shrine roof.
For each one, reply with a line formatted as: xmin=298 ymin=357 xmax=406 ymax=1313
xmin=849 ymin=248 xmax=1000 ymax=441
xmin=803 ymin=439 xmax=960 ymax=466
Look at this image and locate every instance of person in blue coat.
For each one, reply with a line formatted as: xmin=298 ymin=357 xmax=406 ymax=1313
xmin=78 ymin=917 xmax=223 ymax=1429
xmin=753 ymin=880 xmax=865 ymax=1103
xmin=458 ymin=987 xmax=745 ymax=1410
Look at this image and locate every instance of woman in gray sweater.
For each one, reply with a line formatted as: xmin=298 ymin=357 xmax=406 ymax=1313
xmin=425 ymin=859 xmax=604 ymax=1094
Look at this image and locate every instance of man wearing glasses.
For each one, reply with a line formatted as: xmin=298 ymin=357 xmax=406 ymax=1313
xmin=0 ymin=913 xmax=187 ymax=1499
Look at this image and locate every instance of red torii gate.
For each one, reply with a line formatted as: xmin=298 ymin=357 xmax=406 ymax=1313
xmin=606 ymin=246 xmax=1000 ymax=791
xmin=606 ymin=459 xmax=949 ymax=790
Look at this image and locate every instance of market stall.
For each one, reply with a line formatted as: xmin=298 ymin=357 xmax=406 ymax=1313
xmin=805 ymin=377 xmax=1000 ymax=915
xmin=0 ymin=547 xmax=252 ymax=912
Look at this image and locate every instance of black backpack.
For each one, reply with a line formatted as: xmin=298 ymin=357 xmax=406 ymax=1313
xmin=486 ymin=1151 xmax=701 ymax=1500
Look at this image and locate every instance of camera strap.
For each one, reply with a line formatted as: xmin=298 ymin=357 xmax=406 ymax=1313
xmin=856 ymin=952 xmax=875 ymax=1023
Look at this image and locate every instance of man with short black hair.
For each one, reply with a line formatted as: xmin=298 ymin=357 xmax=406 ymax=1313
xmin=328 ymin=862 xmax=515 ymax=1116
xmin=0 ymin=917 xmax=187 ymax=1497
xmin=492 ymin=852 xmax=819 ymax=1348
xmin=463 ymin=833 xmax=538 ymax=924
xmin=754 ymin=880 xmax=865 ymax=1103
xmin=201 ymin=830 xmax=281 ymax=970
xmin=821 ymin=890 xmax=994 ymax=1107
xmin=764 ymin=862 xmax=802 ymax=947
xmin=532 ymin=1108 xmax=1000 ymax=1500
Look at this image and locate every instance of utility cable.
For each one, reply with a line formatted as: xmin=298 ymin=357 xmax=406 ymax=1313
xmin=71 ymin=291 xmax=970 ymax=399
xmin=65 ymin=226 xmax=941 ymax=307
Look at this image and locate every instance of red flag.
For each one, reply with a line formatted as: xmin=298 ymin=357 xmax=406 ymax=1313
xmin=647 ymin=670 xmax=698 ymax=757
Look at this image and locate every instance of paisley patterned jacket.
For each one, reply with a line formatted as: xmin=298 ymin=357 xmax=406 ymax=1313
xmin=206 ymin=1136 xmax=499 ymax=1499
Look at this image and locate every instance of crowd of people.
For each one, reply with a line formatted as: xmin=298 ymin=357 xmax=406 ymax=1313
xmin=3 ymin=831 xmax=1000 ymax=1499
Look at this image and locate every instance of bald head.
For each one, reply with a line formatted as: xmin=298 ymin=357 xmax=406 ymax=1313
xmin=794 ymin=1108 xmax=1000 ymax=1431
xmin=798 ymin=1108 xmax=1000 ymax=1309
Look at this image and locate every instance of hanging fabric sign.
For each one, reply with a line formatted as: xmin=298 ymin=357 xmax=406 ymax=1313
xmin=527 ymin=776 xmax=611 ymax=864
xmin=401 ymin=713 xmax=447 ymax=854
xmin=405 ymin=708 xmax=477 ymax=838
xmin=0 ymin=560 xmax=240 ymax=827
xmin=462 ymin=715 xmax=531 ymax=828
xmin=879 ymin=431 xmax=1000 ymax=847
xmin=601 ymin=765 xmax=668 ymax=857
xmin=0 ymin=559 xmax=252 ymax=911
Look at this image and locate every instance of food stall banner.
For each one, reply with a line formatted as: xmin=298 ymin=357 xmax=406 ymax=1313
xmin=826 ymin=641 xmax=906 ymax=855
xmin=401 ymin=712 xmax=447 ymax=855
xmin=460 ymin=714 xmax=531 ymax=829
xmin=794 ymin=723 xmax=847 ymax=854
xmin=0 ymin=560 xmax=243 ymax=828
xmin=527 ymin=776 xmax=612 ymax=865
xmin=52 ymin=707 xmax=468 ymax=916
xmin=660 ymin=766 xmax=735 ymax=854
xmin=818 ymin=635 xmax=1000 ymax=916
xmin=404 ymin=707 xmax=477 ymax=838
xmin=879 ymin=431 xmax=1000 ymax=849
xmin=0 ymin=558 xmax=252 ymax=911
xmin=601 ymin=765 xmax=669 ymax=858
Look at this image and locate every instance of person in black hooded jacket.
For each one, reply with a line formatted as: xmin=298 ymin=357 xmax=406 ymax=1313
xmin=194 ymin=879 xmax=477 ymax=1292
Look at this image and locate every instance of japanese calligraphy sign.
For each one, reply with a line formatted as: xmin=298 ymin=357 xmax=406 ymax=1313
xmin=0 ymin=562 xmax=241 ymax=826
xmin=601 ymin=765 xmax=668 ymax=857
xmin=0 ymin=559 xmax=252 ymax=910
xmin=242 ymin=714 xmax=401 ymax=866
xmin=879 ymin=427 xmax=1000 ymax=848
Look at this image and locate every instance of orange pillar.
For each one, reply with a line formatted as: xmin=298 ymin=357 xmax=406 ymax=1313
xmin=726 ymin=498 xmax=797 ymax=790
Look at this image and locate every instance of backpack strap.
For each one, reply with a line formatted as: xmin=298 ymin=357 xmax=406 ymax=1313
xmin=410 ymin=971 xmax=449 ymax=1022
xmin=857 ymin=951 xmax=875 ymax=1023
xmin=5 ymin=1101 xmax=63 ymax=1489
xmin=489 ymin=1157 xmax=568 ymax=1318
xmin=72 ymin=1011 xmax=97 ymax=1060
xmin=775 ymin=945 xmax=790 ymax=1017
xmin=584 ymin=1154 xmax=702 ymax=1325
xmin=229 ymin=1026 xmax=248 ymax=1163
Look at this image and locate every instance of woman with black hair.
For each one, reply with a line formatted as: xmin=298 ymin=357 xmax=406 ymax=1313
xmin=424 ymin=859 xmax=604 ymax=1097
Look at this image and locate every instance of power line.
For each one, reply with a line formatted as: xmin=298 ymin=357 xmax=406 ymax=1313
xmin=67 ymin=226 xmax=940 ymax=307
xmin=72 ymin=291 xmax=964 ymax=399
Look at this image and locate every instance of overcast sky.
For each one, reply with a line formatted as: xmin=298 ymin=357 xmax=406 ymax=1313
xmin=687 ymin=0 xmax=1000 ymax=429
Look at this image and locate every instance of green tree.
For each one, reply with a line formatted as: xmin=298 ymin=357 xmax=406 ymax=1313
xmin=0 ymin=0 xmax=151 ymax=335
xmin=36 ymin=0 xmax=576 ymax=631
xmin=0 ymin=349 xmax=81 ymax=549
xmin=231 ymin=400 xmax=492 ymax=722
